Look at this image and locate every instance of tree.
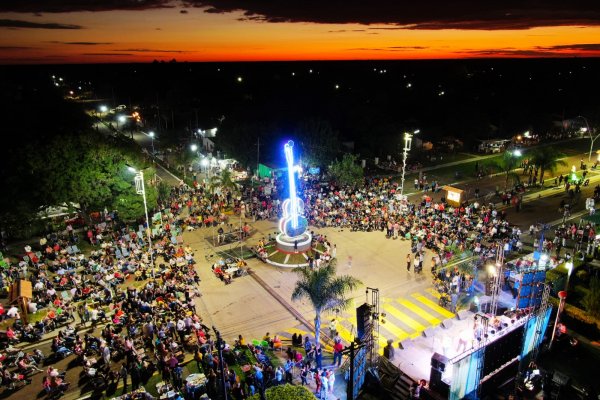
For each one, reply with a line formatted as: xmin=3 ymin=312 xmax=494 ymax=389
xmin=328 ymin=153 xmax=364 ymax=187
xmin=583 ymin=277 xmax=600 ymax=318
xmin=487 ymin=151 xmax=521 ymax=190
xmin=530 ymin=147 xmax=566 ymax=187
xmin=295 ymin=118 xmax=340 ymax=168
xmin=291 ymin=259 xmax=362 ymax=344
xmin=247 ymin=384 xmax=314 ymax=400
xmin=208 ymin=169 xmax=239 ymax=198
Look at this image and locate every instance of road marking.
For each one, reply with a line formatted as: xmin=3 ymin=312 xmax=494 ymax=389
xmin=397 ymin=298 xmax=442 ymax=325
xmin=383 ymin=303 xmax=426 ymax=334
xmin=379 ymin=319 xmax=410 ymax=342
xmin=425 ymin=287 xmax=442 ymax=299
xmin=411 ymin=293 xmax=455 ymax=319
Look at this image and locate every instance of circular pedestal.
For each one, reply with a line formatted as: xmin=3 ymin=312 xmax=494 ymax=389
xmin=276 ymin=232 xmax=312 ymax=253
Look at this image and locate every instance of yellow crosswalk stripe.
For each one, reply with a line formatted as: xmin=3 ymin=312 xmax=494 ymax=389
xmin=383 ymin=303 xmax=427 ymax=334
xmin=397 ymin=298 xmax=442 ymax=326
xmin=425 ymin=287 xmax=442 ymax=299
xmin=335 ymin=319 xmax=356 ymax=344
xmin=411 ymin=293 xmax=455 ymax=319
xmin=378 ymin=319 xmax=410 ymax=342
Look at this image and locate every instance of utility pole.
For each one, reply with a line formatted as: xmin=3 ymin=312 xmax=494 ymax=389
xmin=347 ymin=341 xmax=356 ymax=400
xmin=212 ymin=326 xmax=228 ymax=400
xmin=256 ymin=136 xmax=260 ymax=180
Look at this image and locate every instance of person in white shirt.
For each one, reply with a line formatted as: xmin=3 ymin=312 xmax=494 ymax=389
xmin=6 ymin=306 xmax=20 ymax=319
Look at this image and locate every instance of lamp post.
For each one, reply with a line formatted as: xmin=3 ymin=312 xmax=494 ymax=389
xmin=148 ymin=131 xmax=155 ymax=155
xmin=549 ymin=290 xmax=568 ymax=351
xmin=128 ymin=166 xmax=154 ymax=278
xmin=576 ymin=116 xmax=597 ymax=162
xmin=565 ymin=261 xmax=574 ymax=290
xmin=400 ymin=129 xmax=419 ymax=196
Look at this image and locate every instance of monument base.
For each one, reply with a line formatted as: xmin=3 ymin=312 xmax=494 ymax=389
xmin=276 ymin=232 xmax=312 ymax=253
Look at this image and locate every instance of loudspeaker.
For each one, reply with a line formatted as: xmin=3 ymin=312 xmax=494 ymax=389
xmin=441 ymin=319 xmax=453 ymax=329
xmin=431 ymin=352 xmax=449 ymax=372
xmin=356 ymin=303 xmax=372 ymax=340
xmin=429 ymin=368 xmax=450 ymax=397
xmin=552 ymin=371 xmax=569 ymax=386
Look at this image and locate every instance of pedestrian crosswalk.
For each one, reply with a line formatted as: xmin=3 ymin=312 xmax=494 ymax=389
xmin=278 ymin=289 xmax=454 ymax=354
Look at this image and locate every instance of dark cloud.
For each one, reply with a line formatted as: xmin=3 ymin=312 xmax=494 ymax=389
xmin=183 ymin=0 xmax=600 ymax=30
xmin=327 ymin=29 xmax=366 ymax=33
xmin=0 ymin=19 xmax=83 ymax=29
xmin=113 ymin=48 xmax=191 ymax=53
xmin=83 ymin=53 xmax=133 ymax=56
xmin=46 ymin=41 xmax=113 ymax=45
xmin=0 ymin=0 xmax=173 ymax=13
xmin=0 ymin=45 xmax=36 ymax=50
xmin=347 ymin=46 xmax=428 ymax=51
xmin=540 ymin=43 xmax=600 ymax=50
xmin=1 ymin=0 xmax=598 ymax=31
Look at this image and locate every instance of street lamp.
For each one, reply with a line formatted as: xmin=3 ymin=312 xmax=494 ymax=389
xmin=99 ymin=105 xmax=108 ymax=113
xmin=576 ymin=116 xmax=597 ymax=162
xmin=127 ymin=166 xmax=154 ymax=278
xmin=148 ymin=131 xmax=155 ymax=155
xmin=117 ymin=115 xmax=126 ymax=130
xmin=201 ymin=157 xmax=209 ymax=176
xmin=400 ymin=129 xmax=419 ymax=196
xmin=549 ymin=290 xmax=568 ymax=351
xmin=565 ymin=261 xmax=574 ymax=290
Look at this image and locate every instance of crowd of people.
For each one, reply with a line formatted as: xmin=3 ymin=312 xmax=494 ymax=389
xmin=0 ymin=184 xmax=258 ymax=399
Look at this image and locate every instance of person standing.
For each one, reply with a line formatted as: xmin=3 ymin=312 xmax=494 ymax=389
xmin=315 ymin=344 xmax=323 ymax=368
xmin=347 ymin=255 xmax=352 ymax=269
xmin=333 ymin=340 xmax=343 ymax=367
xmin=383 ymin=339 xmax=395 ymax=360
xmin=119 ymin=364 xmax=128 ymax=392
xmin=406 ymin=253 xmax=411 ymax=272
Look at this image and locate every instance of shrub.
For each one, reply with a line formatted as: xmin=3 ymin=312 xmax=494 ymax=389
xmin=248 ymin=384 xmax=314 ymax=400
xmin=582 ymin=277 xmax=600 ymax=318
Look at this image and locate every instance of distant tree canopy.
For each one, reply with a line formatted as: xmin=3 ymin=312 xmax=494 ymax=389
xmin=329 ymin=153 xmax=364 ymax=187
xmin=0 ymin=81 xmax=157 ymax=235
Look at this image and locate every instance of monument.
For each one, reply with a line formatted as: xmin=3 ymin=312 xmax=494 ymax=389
xmin=276 ymin=140 xmax=312 ymax=253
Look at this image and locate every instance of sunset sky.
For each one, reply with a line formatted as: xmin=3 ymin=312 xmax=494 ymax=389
xmin=1 ymin=0 xmax=600 ymax=64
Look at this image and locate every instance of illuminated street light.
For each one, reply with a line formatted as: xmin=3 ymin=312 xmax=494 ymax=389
xmin=127 ymin=166 xmax=154 ymax=277
xmin=400 ymin=129 xmax=420 ymax=196
xmin=99 ymin=105 xmax=108 ymax=113
xmin=148 ymin=131 xmax=155 ymax=154
xmin=513 ymin=149 xmax=522 ymax=157
xmin=565 ymin=261 xmax=574 ymax=290
xmin=576 ymin=115 xmax=597 ymax=162
xmin=190 ymin=144 xmax=198 ymax=152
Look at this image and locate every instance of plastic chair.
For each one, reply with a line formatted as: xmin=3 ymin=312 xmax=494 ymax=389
xmin=261 ymin=340 xmax=269 ymax=349
xmin=252 ymin=339 xmax=261 ymax=347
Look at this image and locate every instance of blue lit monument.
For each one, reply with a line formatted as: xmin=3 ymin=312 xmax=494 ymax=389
xmin=277 ymin=140 xmax=312 ymax=252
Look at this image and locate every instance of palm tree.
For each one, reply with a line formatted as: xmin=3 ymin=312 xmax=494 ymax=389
xmin=291 ymin=259 xmax=362 ymax=344
xmin=208 ymin=169 xmax=239 ymax=197
xmin=487 ymin=151 xmax=521 ymax=190
xmin=530 ymin=147 xmax=566 ymax=186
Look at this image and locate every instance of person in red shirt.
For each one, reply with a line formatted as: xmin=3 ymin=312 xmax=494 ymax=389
xmin=333 ymin=341 xmax=343 ymax=367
